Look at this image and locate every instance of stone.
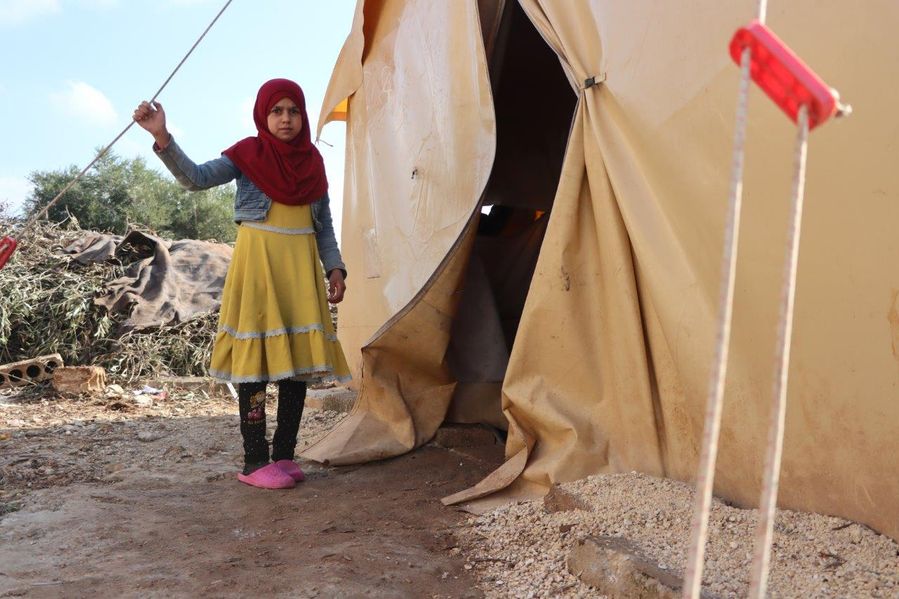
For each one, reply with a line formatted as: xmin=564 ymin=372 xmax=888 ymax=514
xmin=544 ymin=484 xmax=590 ymax=514
xmin=137 ymin=431 xmax=163 ymax=443
xmin=52 ymin=366 xmax=107 ymax=394
xmin=567 ymin=535 xmax=715 ymax=599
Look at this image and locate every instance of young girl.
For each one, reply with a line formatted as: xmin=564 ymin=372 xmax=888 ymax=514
xmin=133 ymin=78 xmax=351 ymax=490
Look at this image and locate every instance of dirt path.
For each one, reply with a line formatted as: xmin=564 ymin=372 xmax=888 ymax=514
xmin=0 ymin=388 xmax=503 ymax=598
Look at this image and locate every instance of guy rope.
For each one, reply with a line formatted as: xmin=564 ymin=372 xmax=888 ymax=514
xmin=0 ymin=0 xmax=235 ymax=270
xmin=682 ymin=2 xmax=850 ymax=598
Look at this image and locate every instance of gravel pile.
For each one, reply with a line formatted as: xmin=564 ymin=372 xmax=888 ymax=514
xmin=458 ymin=472 xmax=899 ymax=598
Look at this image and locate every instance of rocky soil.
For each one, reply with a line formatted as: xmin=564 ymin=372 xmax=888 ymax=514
xmin=456 ymin=474 xmax=899 ymax=598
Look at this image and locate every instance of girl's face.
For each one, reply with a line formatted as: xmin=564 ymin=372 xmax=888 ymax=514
xmin=267 ymin=97 xmax=304 ymax=142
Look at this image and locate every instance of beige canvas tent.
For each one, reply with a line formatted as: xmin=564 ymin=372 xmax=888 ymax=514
xmin=303 ymin=0 xmax=899 ymax=541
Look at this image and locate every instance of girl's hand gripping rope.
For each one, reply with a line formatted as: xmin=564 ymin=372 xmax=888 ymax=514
xmin=133 ymin=101 xmax=172 ymax=150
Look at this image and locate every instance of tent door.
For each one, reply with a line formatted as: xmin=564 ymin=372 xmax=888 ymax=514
xmin=444 ymin=1 xmax=577 ymax=430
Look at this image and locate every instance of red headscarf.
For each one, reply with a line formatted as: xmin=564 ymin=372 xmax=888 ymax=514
xmin=223 ymin=78 xmax=327 ymax=205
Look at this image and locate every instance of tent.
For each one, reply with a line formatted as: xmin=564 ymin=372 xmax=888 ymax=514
xmin=303 ymin=0 xmax=899 ymax=541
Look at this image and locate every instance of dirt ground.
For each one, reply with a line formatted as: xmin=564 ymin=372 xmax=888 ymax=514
xmin=0 ymin=385 xmax=504 ymax=598
xmin=4 ymin=384 xmax=898 ymax=599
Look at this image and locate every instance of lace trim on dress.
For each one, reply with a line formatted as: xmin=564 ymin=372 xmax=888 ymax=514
xmin=219 ymin=324 xmax=338 ymax=342
xmin=208 ymin=364 xmax=351 ymax=384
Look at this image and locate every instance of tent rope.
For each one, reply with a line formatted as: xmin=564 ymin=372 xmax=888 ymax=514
xmin=22 ymin=0 xmax=235 ymax=232
xmin=748 ymin=103 xmax=809 ymax=599
xmin=682 ymin=44 xmax=753 ymax=599
xmin=757 ymin=0 xmax=768 ymax=25
xmin=683 ymin=2 xmax=768 ymax=598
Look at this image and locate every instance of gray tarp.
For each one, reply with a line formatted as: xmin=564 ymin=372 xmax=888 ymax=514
xmin=65 ymin=230 xmax=232 ymax=331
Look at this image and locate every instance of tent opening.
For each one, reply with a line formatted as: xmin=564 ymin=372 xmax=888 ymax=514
xmin=445 ymin=2 xmax=577 ymax=430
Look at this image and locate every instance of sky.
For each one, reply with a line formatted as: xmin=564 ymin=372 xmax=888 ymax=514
xmin=0 ymin=0 xmax=356 ymax=234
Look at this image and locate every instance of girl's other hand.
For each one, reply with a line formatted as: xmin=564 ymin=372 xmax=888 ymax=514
xmin=327 ymin=269 xmax=346 ymax=304
xmin=133 ymin=101 xmax=171 ymax=149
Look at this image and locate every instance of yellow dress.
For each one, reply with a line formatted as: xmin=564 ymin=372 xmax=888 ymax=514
xmin=209 ymin=201 xmax=351 ymax=383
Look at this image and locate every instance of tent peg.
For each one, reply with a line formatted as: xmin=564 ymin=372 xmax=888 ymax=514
xmin=730 ymin=20 xmax=848 ymax=129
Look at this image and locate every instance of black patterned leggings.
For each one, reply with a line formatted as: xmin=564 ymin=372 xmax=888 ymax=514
xmin=237 ymin=380 xmax=307 ymax=473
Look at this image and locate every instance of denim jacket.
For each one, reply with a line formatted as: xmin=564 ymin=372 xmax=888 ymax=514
xmin=154 ymin=137 xmax=346 ymax=277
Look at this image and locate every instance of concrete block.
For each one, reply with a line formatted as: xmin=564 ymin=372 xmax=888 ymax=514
xmin=52 ymin=366 xmax=107 ymax=395
xmin=0 ymin=353 xmax=64 ymax=389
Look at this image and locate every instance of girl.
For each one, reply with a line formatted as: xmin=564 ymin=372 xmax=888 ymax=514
xmin=133 ymin=78 xmax=351 ymax=490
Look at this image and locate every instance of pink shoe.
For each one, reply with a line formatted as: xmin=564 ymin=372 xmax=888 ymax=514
xmin=273 ymin=459 xmax=305 ymax=482
xmin=237 ymin=463 xmax=295 ymax=489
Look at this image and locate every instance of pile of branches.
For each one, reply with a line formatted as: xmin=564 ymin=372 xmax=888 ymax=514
xmin=0 ymin=217 xmax=216 ymax=382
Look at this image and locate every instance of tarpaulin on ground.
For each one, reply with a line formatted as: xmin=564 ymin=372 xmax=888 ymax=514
xmin=65 ymin=230 xmax=232 ymax=331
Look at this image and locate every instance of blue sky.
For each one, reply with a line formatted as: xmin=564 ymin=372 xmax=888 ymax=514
xmin=0 ymin=0 xmax=356 ymax=233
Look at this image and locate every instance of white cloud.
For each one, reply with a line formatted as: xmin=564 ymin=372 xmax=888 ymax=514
xmin=0 ymin=176 xmax=33 ymax=215
xmin=0 ymin=0 xmax=60 ymax=26
xmin=49 ymin=81 xmax=118 ymax=127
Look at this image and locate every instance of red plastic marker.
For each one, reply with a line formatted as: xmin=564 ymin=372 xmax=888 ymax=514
xmin=0 ymin=236 xmax=17 ymax=270
xmin=730 ymin=21 xmax=839 ymax=130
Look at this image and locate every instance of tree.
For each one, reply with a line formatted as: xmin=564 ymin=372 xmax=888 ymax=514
xmin=27 ymin=153 xmax=132 ymax=234
xmin=25 ymin=150 xmax=237 ymax=242
xmin=165 ymin=185 xmax=236 ymax=241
